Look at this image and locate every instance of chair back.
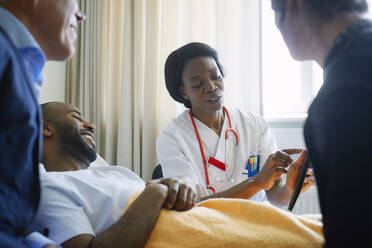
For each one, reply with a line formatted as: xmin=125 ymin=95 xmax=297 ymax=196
xmin=152 ymin=164 xmax=163 ymax=179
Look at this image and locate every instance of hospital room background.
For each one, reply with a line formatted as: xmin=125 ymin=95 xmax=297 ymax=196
xmin=37 ymin=0 xmax=372 ymax=215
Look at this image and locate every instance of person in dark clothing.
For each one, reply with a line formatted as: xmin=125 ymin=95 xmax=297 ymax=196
xmin=0 ymin=0 xmax=85 ymax=247
xmin=271 ymin=0 xmax=372 ymax=246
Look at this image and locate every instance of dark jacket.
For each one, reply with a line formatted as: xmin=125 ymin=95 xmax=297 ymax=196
xmin=304 ymin=20 xmax=372 ymax=247
xmin=0 ymin=27 xmax=41 ymax=247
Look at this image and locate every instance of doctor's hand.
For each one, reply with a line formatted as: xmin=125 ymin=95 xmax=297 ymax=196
xmin=285 ymin=150 xmax=315 ymax=193
xmin=254 ymin=149 xmax=302 ymax=190
xmin=146 ymin=178 xmax=198 ymax=211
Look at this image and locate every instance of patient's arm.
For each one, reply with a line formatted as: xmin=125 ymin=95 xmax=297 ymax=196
xmin=62 ymin=183 xmax=167 ymax=248
xmin=62 ymin=178 xmax=197 ymax=248
xmin=148 ymin=178 xmax=198 ymax=210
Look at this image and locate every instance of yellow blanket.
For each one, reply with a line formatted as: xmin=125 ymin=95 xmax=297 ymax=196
xmin=130 ymin=194 xmax=324 ymax=248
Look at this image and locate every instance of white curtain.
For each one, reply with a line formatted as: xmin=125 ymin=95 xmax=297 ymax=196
xmin=67 ymin=0 xmax=125 ymax=167
xmin=67 ymin=0 xmax=261 ymax=180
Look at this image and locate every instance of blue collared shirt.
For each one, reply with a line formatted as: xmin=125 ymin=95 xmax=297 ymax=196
xmin=0 ymin=7 xmax=57 ymax=248
xmin=0 ymin=7 xmax=46 ymax=98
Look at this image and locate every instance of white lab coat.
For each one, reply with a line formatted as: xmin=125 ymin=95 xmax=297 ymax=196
xmin=156 ymin=107 xmax=278 ymax=201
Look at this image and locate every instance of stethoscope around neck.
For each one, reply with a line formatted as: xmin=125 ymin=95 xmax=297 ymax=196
xmin=189 ymin=106 xmax=239 ymax=194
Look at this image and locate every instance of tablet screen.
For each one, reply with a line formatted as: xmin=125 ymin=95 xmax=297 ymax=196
xmin=288 ymin=154 xmax=311 ymax=211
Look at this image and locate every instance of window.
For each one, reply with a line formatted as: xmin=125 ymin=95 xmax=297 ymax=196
xmin=261 ymin=0 xmax=323 ymax=119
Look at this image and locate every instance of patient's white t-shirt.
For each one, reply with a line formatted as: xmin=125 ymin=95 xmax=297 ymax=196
xmin=30 ymin=163 xmax=145 ymax=245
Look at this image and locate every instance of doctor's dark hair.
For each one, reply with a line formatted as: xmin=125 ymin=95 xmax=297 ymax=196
xmin=272 ymin=0 xmax=368 ymax=21
xmin=164 ymin=42 xmax=224 ymax=109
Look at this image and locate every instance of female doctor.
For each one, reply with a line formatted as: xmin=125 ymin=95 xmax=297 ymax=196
xmin=156 ymin=42 xmax=314 ymax=207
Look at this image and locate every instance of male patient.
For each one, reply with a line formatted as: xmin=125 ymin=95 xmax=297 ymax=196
xmin=33 ymin=101 xmax=323 ymax=248
xmin=33 ymin=101 xmax=198 ymax=248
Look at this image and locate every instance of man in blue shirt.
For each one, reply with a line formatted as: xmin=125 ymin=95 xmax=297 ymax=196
xmin=0 ymin=0 xmax=85 ymax=247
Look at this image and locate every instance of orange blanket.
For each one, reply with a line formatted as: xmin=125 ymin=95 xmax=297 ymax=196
xmin=129 ymin=194 xmax=324 ymax=248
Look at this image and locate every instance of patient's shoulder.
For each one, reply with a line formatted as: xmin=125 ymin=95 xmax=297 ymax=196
xmin=90 ymin=153 xmax=110 ymax=167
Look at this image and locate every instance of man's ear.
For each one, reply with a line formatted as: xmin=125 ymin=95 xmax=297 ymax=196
xmin=179 ymin=85 xmax=189 ymax=100
xmin=42 ymin=121 xmax=53 ymax=137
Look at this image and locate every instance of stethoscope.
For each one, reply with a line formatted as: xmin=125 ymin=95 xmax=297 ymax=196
xmin=189 ymin=106 xmax=239 ymax=194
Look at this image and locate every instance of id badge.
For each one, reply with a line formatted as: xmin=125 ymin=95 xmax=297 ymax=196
xmin=243 ymin=154 xmax=260 ymax=178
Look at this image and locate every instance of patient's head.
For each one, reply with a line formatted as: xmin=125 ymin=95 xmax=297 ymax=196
xmin=41 ymin=102 xmax=97 ymax=171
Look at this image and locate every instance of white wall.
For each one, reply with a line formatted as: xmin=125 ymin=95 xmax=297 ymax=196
xmin=39 ymin=61 xmax=67 ymax=104
xmin=216 ymin=0 xmax=261 ymax=114
xmin=271 ymin=127 xmax=306 ymax=150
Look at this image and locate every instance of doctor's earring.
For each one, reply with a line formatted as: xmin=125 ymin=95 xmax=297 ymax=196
xmin=179 ymin=87 xmax=192 ymax=108
xmin=178 ymin=86 xmax=189 ymax=100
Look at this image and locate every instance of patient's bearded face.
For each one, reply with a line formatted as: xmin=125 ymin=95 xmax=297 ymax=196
xmin=54 ymin=120 xmax=97 ymax=164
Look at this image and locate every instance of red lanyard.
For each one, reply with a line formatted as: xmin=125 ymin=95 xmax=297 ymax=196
xmin=189 ymin=106 xmax=232 ymax=194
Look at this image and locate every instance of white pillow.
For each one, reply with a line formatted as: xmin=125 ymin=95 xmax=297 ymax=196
xmin=90 ymin=153 xmax=110 ymax=167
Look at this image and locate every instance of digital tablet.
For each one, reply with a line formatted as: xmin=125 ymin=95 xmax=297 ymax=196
xmin=288 ymin=154 xmax=311 ymax=211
